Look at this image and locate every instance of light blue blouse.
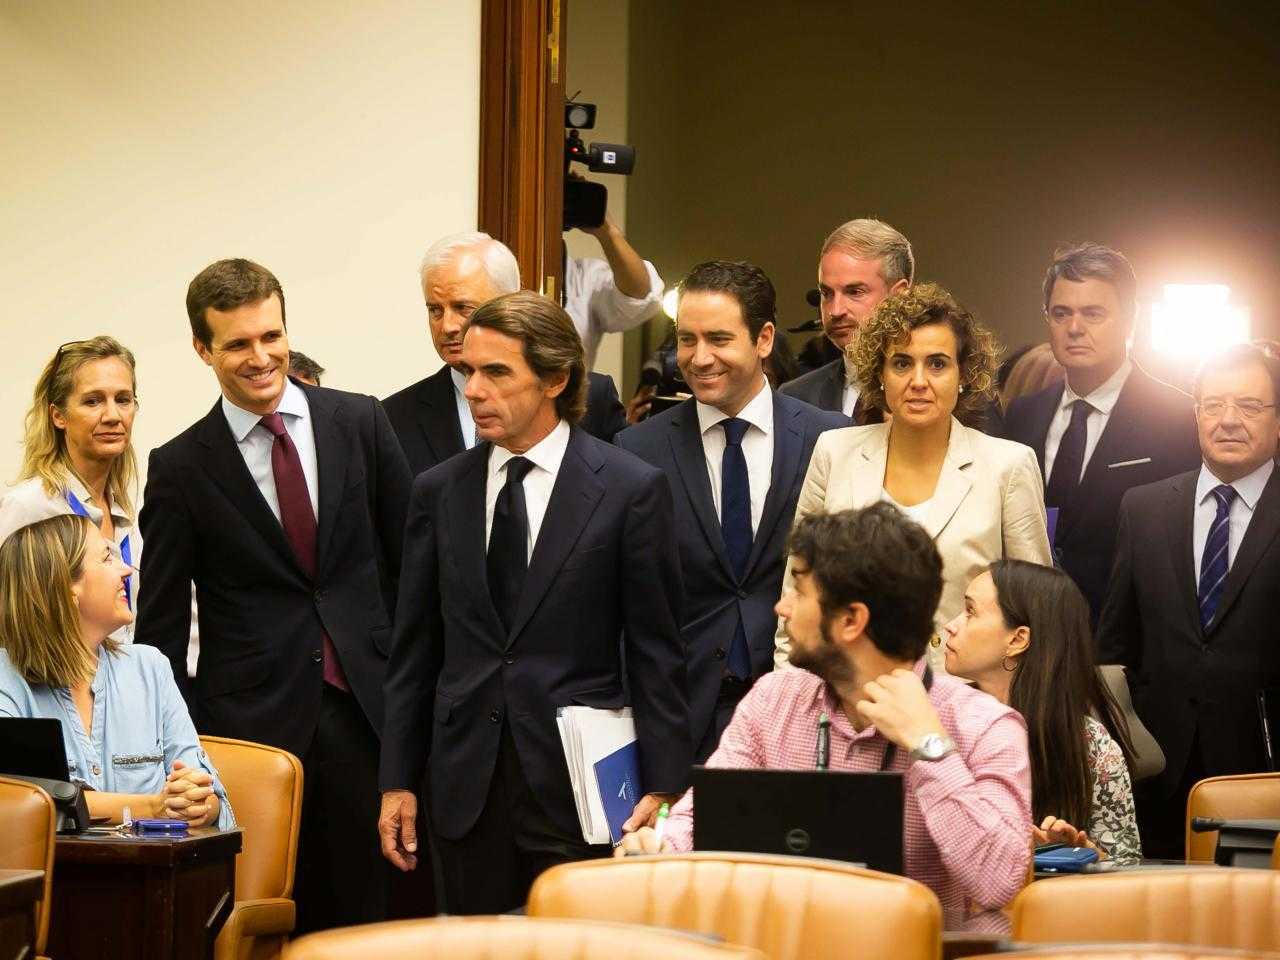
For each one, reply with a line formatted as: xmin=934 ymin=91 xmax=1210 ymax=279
xmin=0 ymin=644 xmax=234 ymax=829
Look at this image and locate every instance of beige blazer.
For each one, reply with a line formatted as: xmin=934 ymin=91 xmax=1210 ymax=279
xmin=774 ymin=418 xmax=1052 ymax=669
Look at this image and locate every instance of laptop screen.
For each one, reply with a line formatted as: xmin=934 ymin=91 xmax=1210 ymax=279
xmin=0 ymin=716 xmax=72 ymax=782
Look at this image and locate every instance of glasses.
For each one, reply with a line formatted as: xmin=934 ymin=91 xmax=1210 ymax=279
xmin=1045 ymin=312 xmax=1111 ymax=326
xmin=1196 ymin=398 xmax=1275 ymax=420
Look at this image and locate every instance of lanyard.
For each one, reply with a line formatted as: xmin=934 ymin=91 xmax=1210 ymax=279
xmin=66 ymin=490 xmax=133 ymax=610
xmin=878 ymin=665 xmax=934 ymax=772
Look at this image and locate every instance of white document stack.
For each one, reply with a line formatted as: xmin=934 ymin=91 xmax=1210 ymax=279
xmin=555 ymin=706 xmax=637 ymax=844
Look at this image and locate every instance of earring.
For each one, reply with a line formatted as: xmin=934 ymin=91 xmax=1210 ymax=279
xmin=1001 ymin=654 xmax=1017 ymax=672
xmin=958 ymin=385 xmax=965 ymax=394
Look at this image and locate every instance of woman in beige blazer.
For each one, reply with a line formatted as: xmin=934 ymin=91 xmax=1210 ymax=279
xmin=775 ymin=283 xmax=1051 ymax=670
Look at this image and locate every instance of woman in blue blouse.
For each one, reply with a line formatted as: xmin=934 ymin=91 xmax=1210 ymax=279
xmin=0 ymin=513 xmax=232 ymax=829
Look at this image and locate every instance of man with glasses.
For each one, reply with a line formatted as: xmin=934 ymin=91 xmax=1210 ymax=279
xmin=1098 ymin=342 xmax=1280 ymax=857
xmin=1000 ymin=243 xmax=1200 ymax=623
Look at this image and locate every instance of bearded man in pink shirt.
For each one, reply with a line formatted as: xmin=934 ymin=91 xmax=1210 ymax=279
xmin=619 ymin=503 xmax=1032 ymax=932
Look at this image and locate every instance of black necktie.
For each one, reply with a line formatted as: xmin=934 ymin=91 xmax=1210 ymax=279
xmin=487 ymin=456 xmax=533 ymax=632
xmin=720 ymin=418 xmax=753 ymax=679
xmin=1045 ymin=399 xmax=1093 ymax=510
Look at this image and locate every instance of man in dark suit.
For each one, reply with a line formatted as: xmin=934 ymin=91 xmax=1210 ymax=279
xmin=378 ymin=291 xmax=691 ymax=914
xmin=1000 ymin=243 xmax=1200 ymax=622
xmin=618 ymin=261 xmax=846 ymax=759
xmin=1098 ymin=342 xmax=1280 ymax=857
xmin=383 ymin=232 xmax=625 ymax=476
xmin=136 ymin=259 xmax=412 ymax=932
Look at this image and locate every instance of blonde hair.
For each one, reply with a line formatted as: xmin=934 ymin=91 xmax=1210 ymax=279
xmin=0 ymin=515 xmax=117 ymax=687
xmin=820 ymin=218 xmax=915 ymax=286
xmin=20 ymin=337 xmax=139 ymax=517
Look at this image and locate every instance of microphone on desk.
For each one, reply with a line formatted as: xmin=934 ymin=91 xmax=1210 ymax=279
xmin=815 ymin=713 xmax=830 ymax=771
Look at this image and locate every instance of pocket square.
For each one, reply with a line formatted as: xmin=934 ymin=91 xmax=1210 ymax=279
xmin=1107 ymin=457 xmax=1152 ymax=469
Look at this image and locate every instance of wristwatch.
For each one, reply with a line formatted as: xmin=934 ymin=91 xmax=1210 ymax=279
xmin=909 ymin=733 xmax=956 ymax=762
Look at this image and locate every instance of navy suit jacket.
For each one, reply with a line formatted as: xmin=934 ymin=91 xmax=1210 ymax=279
xmin=616 ymin=392 xmax=847 ymax=756
xmin=383 ymin=367 xmax=627 ymax=476
xmin=379 ymin=425 xmax=692 ymax=840
xmin=1000 ymin=365 xmax=1200 ymax=622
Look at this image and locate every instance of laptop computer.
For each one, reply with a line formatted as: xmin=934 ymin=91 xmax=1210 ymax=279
xmin=691 ymin=766 xmax=904 ymax=874
xmin=0 ymin=717 xmax=72 ymax=781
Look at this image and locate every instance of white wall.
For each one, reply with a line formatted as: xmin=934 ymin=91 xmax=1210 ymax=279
xmin=0 ymin=0 xmax=480 ymax=486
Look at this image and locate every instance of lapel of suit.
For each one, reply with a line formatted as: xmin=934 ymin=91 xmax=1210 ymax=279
xmin=447 ymin=445 xmax=507 ymax=638
xmin=922 ymin=419 xmax=975 ymax=539
xmin=421 ymin=366 xmax=466 ymax=462
xmin=819 ymin=359 xmax=845 ymax=412
xmin=668 ymin=403 xmax=736 ymax=581
xmin=1024 ymin=385 xmax=1062 ymax=478
xmin=1076 ymin=370 xmax=1147 ymax=492
xmin=505 ymin=428 xmax=606 ymax=647
xmin=1165 ymin=472 xmax=1203 ymax=637
xmin=744 ymin=394 xmax=803 ymax=576
xmin=851 ymin=424 xmax=890 ymax=507
xmin=303 ymin=384 xmax=351 ymax=574
xmin=1210 ymin=467 xmax=1280 ymax=633
xmin=195 ymin=399 xmax=301 ymax=574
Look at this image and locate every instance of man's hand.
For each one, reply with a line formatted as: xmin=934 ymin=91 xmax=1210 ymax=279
xmin=613 ymin=826 xmax=673 ymax=857
xmin=378 ymin=790 xmax=419 ymax=872
xmin=855 ymin=668 xmax=945 ymax=751
xmin=621 ymin=792 xmax=680 ymax=833
xmin=1033 ymin=816 xmax=1105 ymax=858
xmin=625 ymin=385 xmax=657 ymax=424
xmin=164 ymin=760 xmax=217 ymax=826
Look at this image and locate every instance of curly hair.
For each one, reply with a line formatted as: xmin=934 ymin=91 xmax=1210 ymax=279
xmin=849 ymin=282 xmax=999 ymax=422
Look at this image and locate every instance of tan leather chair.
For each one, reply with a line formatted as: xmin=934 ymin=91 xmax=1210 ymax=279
xmin=1010 ymin=868 xmax=1280 ymax=952
xmin=0 ymin=775 xmax=57 ymax=958
xmin=201 ymin=735 xmax=304 ymax=960
xmin=973 ymin=948 xmax=1280 ymax=960
xmin=527 ymin=852 xmax=942 ymax=960
xmin=282 ymin=916 xmax=767 ymax=959
xmin=1185 ymin=773 xmax=1280 ymax=861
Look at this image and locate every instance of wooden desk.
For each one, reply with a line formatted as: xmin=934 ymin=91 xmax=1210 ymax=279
xmin=0 ymin=869 xmax=43 ymax=960
xmin=47 ymin=827 xmax=241 ymax=960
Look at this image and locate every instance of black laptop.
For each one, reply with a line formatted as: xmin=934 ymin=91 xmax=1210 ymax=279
xmin=0 ymin=717 xmax=72 ymax=781
xmin=691 ymin=766 xmax=904 ymax=874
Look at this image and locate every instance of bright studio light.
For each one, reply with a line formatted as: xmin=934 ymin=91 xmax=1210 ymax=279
xmin=661 ymin=287 xmax=679 ymax=319
xmin=1150 ymin=284 xmax=1250 ymax=360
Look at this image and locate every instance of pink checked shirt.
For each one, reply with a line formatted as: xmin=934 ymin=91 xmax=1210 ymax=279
xmin=664 ymin=664 xmax=1032 ymax=932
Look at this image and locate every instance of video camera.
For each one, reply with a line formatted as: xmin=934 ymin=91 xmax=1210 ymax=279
xmin=564 ymin=101 xmax=635 ymax=231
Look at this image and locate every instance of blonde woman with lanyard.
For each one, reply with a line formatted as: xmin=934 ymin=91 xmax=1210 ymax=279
xmin=4 ymin=337 xmax=141 ymax=640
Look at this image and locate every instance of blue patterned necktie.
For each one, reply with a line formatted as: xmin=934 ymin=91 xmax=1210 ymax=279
xmin=720 ymin=418 xmax=753 ymax=679
xmin=1197 ymin=484 xmax=1237 ymax=629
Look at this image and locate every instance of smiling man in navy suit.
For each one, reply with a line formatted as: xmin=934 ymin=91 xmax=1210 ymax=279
xmin=618 ymin=261 xmax=846 ymax=759
xmin=378 ymin=291 xmax=691 ymax=914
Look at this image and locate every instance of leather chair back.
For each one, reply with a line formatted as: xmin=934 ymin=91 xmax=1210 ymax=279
xmin=0 ymin=775 xmax=57 ymax=955
xmin=282 ymin=916 xmax=768 ymax=959
xmin=1010 ymin=868 xmax=1280 ymax=952
xmin=1185 ymin=773 xmax=1280 ymax=861
xmin=1099 ymin=665 xmax=1165 ymax=781
xmin=527 ymin=852 xmax=941 ymax=960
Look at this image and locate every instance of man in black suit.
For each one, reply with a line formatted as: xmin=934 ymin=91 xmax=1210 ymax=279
xmin=136 ymin=259 xmax=412 ymax=932
xmin=1000 ymin=243 xmax=1200 ymax=622
xmin=1098 ymin=342 xmax=1280 ymax=857
xmin=378 ymin=291 xmax=691 ymax=914
xmin=618 ymin=261 xmax=846 ymax=759
xmin=780 ymin=218 xmax=912 ymax=421
xmin=383 ymin=232 xmax=625 ymax=476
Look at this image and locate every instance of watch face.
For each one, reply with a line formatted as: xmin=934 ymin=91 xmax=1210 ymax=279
xmin=919 ymin=735 xmax=944 ymax=759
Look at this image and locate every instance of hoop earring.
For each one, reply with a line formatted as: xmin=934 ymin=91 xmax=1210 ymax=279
xmin=1001 ymin=654 xmax=1017 ymax=672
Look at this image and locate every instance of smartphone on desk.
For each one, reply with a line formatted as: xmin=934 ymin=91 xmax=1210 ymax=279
xmin=133 ymin=818 xmax=188 ymax=837
xmin=1034 ymin=845 xmax=1099 ymax=872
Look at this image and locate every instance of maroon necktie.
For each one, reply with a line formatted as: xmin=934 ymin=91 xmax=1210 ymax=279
xmin=260 ymin=413 xmax=348 ymax=691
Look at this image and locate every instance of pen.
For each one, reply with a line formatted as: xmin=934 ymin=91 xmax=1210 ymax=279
xmin=816 ymin=712 xmax=831 ymax=770
xmin=653 ymin=802 xmax=670 ymax=845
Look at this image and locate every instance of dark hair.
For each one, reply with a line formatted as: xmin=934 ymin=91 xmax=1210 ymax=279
xmin=1042 ymin=243 xmax=1137 ymax=322
xmin=787 ymin=504 xmax=943 ymax=661
xmin=679 ymin=260 xmax=777 ymax=341
xmin=467 ymin=291 xmax=587 ymax=424
xmin=765 ymin=333 xmax=801 ymax=386
xmin=1192 ymin=341 xmax=1280 ymax=403
xmin=186 ymin=258 xmax=286 ymax=348
xmin=288 ymin=350 xmax=325 ymax=385
xmin=988 ymin=559 xmax=1136 ymax=829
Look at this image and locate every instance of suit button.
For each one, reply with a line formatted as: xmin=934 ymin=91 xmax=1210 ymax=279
xmin=503 ymin=656 xmax=514 ymax=665
xmin=312 ymin=649 xmax=323 ymax=663
xmin=489 ymin=709 xmax=502 ymax=723
xmin=737 ymin=589 xmax=748 ymax=600
xmin=713 ymin=648 xmax=726 ymax=660
xmin=314 ymin=589 xmax=325 ymax=602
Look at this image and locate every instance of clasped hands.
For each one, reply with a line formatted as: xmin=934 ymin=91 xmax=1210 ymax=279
xmin=158 ymin=759 xmax=219 ymax=827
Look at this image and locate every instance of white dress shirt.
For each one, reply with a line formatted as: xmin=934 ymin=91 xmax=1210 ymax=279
xmin=1192 ymin=458 xmax=1274 ymax=583
xmin=564 ymin=256 xmax=664 ymax=369
xmin=485 ymin=418 xmax=572 ymax=561
xmin=841 ymin=354 xmax=860 ymax=418
xmin=221 ymin=378 xmax=319 ymax=522
xmin=695 ymin=380 xmax=774 ymax=535
xmin=1043 ymin=359 xmax=1132 ymax=483
xmin=450 ymin=367 xmax=478 ymax=450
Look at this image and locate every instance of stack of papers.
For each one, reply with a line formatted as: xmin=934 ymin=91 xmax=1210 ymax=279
xmin=556 ymin=706 xmax=642 ymax=845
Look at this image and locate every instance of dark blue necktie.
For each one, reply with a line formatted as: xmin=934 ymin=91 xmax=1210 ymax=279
xmin=1197 ymin=484 xmax=1237 ymax=629
xmin=721 ymin=418 xmax=753 ymax=678
xmin=1045 ymin=399 xmax=1092 ymax=513
xmin=487 ymin=456 xmax=533 ymax=633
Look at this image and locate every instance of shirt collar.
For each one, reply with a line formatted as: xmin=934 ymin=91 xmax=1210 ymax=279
xmin=489 ymin=418 xmax=571 ymax=480
xmin=449 ymin=367 xmax=467 ymax=395
xmin=817 ymin=657 xmax=929 ymax=742
xmin=1061 ymin=358 xmax=1131 ymax=415
xmin=221 ymin=378 xmax=310 ymax=442
xmin=64 ymin=473 xmax=130 ymax=524
xmin=695 ymin=379 xmax=773 ymax=438
xmin=1196 ymin=458 xmax=1274 ymax=511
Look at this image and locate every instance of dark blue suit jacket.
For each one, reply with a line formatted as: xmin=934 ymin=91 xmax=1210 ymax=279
xmin=379 ymin=425 xmax=692 ymax=840
xmin=616 ymin=392 xmax=847 ymax=757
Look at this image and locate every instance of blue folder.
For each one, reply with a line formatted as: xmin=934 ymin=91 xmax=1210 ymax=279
xmin=593 ymin=741 xmax=643 ymax=845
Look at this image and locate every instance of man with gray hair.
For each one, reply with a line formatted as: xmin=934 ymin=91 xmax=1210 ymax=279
xmin=383 ymin=232 xmax=626 ymax=476
xmin=780 ymin=218 xmax=913 ymax=421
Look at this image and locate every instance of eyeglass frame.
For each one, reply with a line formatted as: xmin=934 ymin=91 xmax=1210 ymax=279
xmin=1195 ymin=397 xmax=1277 ymax=421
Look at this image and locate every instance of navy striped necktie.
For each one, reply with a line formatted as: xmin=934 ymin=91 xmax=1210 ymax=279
xmin=1197 ymin=484 xmax=1237 ymax=629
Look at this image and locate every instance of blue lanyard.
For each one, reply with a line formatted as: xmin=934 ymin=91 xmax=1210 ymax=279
xmin=66 ymin=490 xmax=133 ymax=610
